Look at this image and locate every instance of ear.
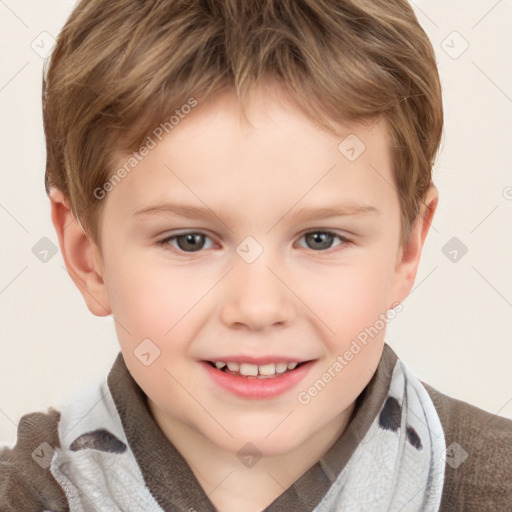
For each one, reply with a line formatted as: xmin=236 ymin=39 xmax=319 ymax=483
xmin=390 ymin=185 xmax=439 ymax=305
xmin=49 ymin=188 xmax=111 ymax=317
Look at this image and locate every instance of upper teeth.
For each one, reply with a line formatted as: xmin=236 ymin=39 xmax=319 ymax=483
xmin=214 ymin=361 xmax=298 ymax=376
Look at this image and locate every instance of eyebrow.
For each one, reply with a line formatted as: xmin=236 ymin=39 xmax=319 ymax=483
xmin=134 ymin=203 xmax=218 ymax=221
xmin=290 ymin=204 xmax=379 ymax=219
xmin=133 ymin=202 xmax=379 ymax=221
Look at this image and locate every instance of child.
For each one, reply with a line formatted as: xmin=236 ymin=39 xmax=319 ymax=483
xmin=1 ymin=0 xmax=511 ymax=510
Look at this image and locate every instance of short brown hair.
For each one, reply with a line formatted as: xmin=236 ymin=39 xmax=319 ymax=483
xmin=43 ymin=0 xmax=443 ymax=247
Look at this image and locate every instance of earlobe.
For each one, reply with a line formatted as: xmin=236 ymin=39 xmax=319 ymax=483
xmin=49 ymin=188 xmax=112 ymax=317
xmin=391 ymin=185 xmax=439 ymax=304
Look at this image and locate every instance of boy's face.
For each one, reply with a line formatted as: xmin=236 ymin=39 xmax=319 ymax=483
xmin=63 ymin=87 xmax=434 ymax=457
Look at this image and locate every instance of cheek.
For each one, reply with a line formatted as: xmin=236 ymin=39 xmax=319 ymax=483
xmin=296 ymin=254 xmax=395 ymax=349
xmin=104 ymin=256 xmax=205 ymax=401
xmin=104 ymin=253 xmax=207 ymax=338
xmin=294 ymin=260 xmax=392 ymax=419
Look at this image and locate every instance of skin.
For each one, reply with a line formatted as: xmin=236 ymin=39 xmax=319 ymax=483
xmin=50 ymin=85 xmax=437 ymax=512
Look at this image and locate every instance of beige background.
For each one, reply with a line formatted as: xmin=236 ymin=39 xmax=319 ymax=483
xmin=1 ymin=0 xmax=511 ymax=444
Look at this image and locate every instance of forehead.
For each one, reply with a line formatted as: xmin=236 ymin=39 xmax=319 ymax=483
xmin=103 ymin=87 xmax=398 ymax=228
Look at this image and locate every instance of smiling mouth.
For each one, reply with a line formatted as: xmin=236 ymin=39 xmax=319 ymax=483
xmin=204 ymin=360 xmax=309 ymax=379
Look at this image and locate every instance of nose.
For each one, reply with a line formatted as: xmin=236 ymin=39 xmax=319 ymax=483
xmin=219 ymin=254 xmax=298 ymax=332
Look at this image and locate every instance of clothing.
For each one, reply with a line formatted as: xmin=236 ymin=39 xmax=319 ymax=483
xmin=1 ymin=343 xmax=511 ymax=511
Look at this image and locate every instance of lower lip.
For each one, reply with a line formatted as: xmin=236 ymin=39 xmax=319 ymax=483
xmin=201 ymin=361 xmax=314 ymax=399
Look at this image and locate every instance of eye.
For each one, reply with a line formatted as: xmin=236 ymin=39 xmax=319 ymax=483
xmin=158 ymin=232 xmax=215 ymax=253
xmin=157 ymin=229 xmax=351 ymax=254
xmin=298 ymin=230 xmax=351 ymax=251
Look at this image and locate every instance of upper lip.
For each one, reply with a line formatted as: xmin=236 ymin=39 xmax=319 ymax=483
xmin=202 ymin=355 xmax=312 ymax=365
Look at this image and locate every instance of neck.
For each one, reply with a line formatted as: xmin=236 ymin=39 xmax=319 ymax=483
xmin=148 ymin=400 xmax=355 ymax=512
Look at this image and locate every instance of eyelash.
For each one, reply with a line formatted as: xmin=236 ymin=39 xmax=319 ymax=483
xmin=156 ymin=230 xmax=352 ymax=255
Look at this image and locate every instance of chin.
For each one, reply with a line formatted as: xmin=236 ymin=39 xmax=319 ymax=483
xmin=213 ymin=424 xmax=308 ymax=458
